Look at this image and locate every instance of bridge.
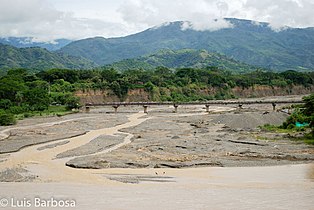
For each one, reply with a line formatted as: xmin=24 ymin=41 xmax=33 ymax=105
xmin=84 ymin=99 xmax=303 ymax=113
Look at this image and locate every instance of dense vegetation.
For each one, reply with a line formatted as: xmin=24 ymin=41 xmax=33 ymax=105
xmin=106 ymin=49 xmax=258 ymax=73
xmin=1 ymin=67 xmax=313 ymax=126
xmin=0 ymin=44 xmax=95 ymax=74
xmin=0 ymin=69 xmax=81 ymax=125
xmin=262 ymin=94 xmax=314 ymax=143
xmin=59 ymin=18 xmax=314 ymax=71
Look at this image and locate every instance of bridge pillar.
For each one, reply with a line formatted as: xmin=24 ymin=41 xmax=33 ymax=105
xmin=238 ymin=104 xmax=243 ymax=109
xmin=173 ymin=104 xmax=179 ymax=113
xmin=112 ymin=105 xmax=119 ymax=114
xmin=143 ymin=105 xmax=148 ymax=114
xmin=85 ymin=106 xmax=90 ymax=113
xmin=272 ymin=103 xmax=276 ymax=111
xmin=205 ymin=104 xmax=210 ymax=112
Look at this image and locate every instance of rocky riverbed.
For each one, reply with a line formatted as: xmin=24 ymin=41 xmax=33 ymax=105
xmin=0 ymin=96 xmax=313 ymax=182
xmin=66 ymin=109 xmax=314 ymax=169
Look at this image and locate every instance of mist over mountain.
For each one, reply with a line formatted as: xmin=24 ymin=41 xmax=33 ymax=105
xmin=1 ymin=18 xmax=314 ymax=72
xmin=59 ymin=18 xmax=314 ymax=71
xmin=0 ymin=37 xmax=72 ymax=51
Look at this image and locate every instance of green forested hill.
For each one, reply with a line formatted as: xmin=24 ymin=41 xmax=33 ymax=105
xmin=107 ymin=49 xmax=258 ymax=73
xmin=59 ymin=18 xmax=314 ymax=71
xmin=0 ymin=44 xmax=95 ymax=73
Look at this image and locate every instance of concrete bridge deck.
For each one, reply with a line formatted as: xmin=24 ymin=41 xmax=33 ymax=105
xmin=84 ymin=100 xmax=303 ymax=113
xmin=86 ymin=100 xmax=303 ymax=107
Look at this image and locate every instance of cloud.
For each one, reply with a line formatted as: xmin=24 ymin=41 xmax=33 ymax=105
xmin=118 ymin=0 xmax=314 ymax=32
xmin=0 ymin=0 xmax=127 ymax=42
xmin=118 ymin=0 xmax=235 ymax=32
xmin=0 ymin=0 xmax=314 ymax=41
xmin=181 ymin=19 xmax=233 ymax=31
xmin=242 ymin=0 xmax=314 ymax=30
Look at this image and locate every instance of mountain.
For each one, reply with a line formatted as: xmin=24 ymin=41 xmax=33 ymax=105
xmin=0 ymin=37 xmax=72 ymax=51
xmin=59 ymin=18 xmax=314 ymax=71
xmin=107 ymin=49 xmax=258 ymax=73
xmin=0 ymin=44 xmax=95 ymax=72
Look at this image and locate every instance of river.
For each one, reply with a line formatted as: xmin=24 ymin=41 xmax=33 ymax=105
xmin=0 ymin=109 xmax=313 ymax=209
xmin=0 ymin=164 xmax=313 ymax=209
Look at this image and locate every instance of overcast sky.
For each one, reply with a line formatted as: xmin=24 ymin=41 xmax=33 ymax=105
xmin=0 ymin=0 xmax=314 ymax=42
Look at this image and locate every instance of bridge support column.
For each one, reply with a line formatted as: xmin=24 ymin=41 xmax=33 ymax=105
xmin=205 ymin=104 xmax=210 ymax=112
xmin=143 ymin=105 xmax=148 ymax=114
xmin=113 ymin=105 xmax=119 ymax=114
xmin=85 ymin=106 xmax=90 ymax=113
xmin=272 ymin=103 xmax=276 ymax=111
xmin=173 ymin=104 xmax=179 ymax=113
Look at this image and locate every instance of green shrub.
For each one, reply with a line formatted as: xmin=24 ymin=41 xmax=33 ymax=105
xmin=0 ymin=99 xmax=12 ymax=110
xmin=283 ymin=109 xmax=308 ymax=129
xmin=23 ymin=112 xmax=33 ymax=118
xmin=65 ymin=96 xmax=81 ymax=110
xmin=0 ymin=110 xmax=16 ymax=126
xmin=8 ymin=106 xmax=26 ymax=114
xmin=287 ymin=124 xmax=295 ymax=129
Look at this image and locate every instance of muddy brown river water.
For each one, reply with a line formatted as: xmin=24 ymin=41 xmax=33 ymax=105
xmin=0 ymin=164 xmax=313 ymax=210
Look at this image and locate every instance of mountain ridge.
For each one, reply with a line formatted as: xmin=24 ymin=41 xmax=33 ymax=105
xmin=0 ymin=44 xmax=95 ymax=72
xmin=59 ymin=18 xmax=314 ymax=71
xmin=106 ymin=48 xmax=259 ymax=73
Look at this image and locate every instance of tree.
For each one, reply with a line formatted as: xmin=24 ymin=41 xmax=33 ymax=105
xmin=24 ymin=88 xmax=49 ymax=111
xmin=7 ymin=68 xmax=27 ymax=80
xmin=65 ymin=96 xmax=81 ymax=110
xmin=281 ymin=94 xmax=314 ymax=137
xmin=15 ymin=91 xmax=24 ymax=106
xmin=110 ymin=81 xmax=122 ymax=98
xmin=144 ymin=81 xmax=155 ymax=93
xmin=153 ymin=66 xmax=174 ymax=86
xmin=303 ymin=94 xmax=314 ymax=136
xmin=101 ymin=68 xmax=120 ymax=83
xmin=0 ymin=77 xmax=26 ymax=102
xmin=303 ymin=94 xmax=314 ymax=116
xmin=37 ymin=69 xmax=79 ymax=83
xmin=281 ymin=70 xmax=313 ymax=86
xmin=0 ymin=99 xmax=12 ymax=110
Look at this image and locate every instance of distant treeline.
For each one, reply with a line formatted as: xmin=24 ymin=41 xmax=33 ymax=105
xmin=1 ymin=66 xmax=313 ymax=133
xmin=1 ymin=67 xmax=314 ymax=125
xmin=1 ymin=67 xmax=314 ymax=108
xmin=38 ymin=66 xmax=314 ymax=100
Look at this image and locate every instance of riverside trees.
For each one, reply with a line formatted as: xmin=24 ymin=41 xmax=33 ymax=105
xmin=0 ymin=67 xmax=313 ymax=125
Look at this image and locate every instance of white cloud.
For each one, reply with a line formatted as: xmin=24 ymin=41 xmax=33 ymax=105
xmin=242 ymin=0 xmax=314 ymax=30
xmin=118 ymin=0 xmax=235 ymax=32
xmin=0 ymin=0 xmax=128 ymax=42
xmin=0 ymin=0 xmax=313 ymax=42
xmin=181 ymin=19 xmax=233 ymax=31
xmin=118 ymin=0 xmax=314 ymax=31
